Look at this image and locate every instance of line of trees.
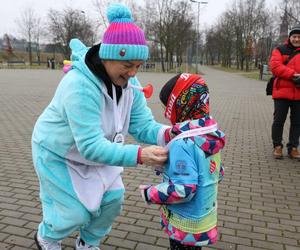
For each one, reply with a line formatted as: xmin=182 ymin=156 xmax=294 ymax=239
xmin=47 ymin=8 xmax=96 ymax=59
xmin=203 ymin=0 xmax=300 ymax=71
xmin=15 ymin=7 xmax=96 ymax=65
xmin=15 ymin=7 xmax=42 ymax=65
xmin=143 ymin=0 xmax=195 ymax=72
xmin=12 ymin=0 xmax=300 ymax=71
xmin=143 ymin=0 xmax=299 ymax=71
xmin=205 ymin=0 xmax=273 ymax=71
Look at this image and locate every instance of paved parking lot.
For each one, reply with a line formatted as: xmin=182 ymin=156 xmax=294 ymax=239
xmin=0 ymin=67 xmax=299 ymax=250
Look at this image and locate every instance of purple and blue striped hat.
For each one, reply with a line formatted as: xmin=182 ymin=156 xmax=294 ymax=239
xmin=99 ymin=3 xmax=149 ymax=61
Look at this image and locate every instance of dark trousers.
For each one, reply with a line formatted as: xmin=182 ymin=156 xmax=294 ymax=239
xmin=169 ymin=239 xmax=202 ymax=250
xmin=272 ymin=99 xmax=300 ymax=150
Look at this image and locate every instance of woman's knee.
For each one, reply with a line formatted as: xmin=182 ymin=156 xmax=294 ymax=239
xmin=101 ymin=191 xmax=124 ymax=216
xmin=42 ymin=198 xmax=90 ymax=232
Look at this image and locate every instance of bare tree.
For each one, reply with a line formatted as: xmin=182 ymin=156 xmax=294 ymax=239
xmin=33 ymin=17 xmax=43 ymax=65
xmin=144 ymin=0 xmax=169 ymax=71
xmin=47 ymin=8 xmax=96 ymax=59
xmin=207 ymin=12 xmax=236 ymax=67
xmin=217 ymin=0 xmax=268 ymax=71
xmin=16 ymin=7 xmax=40 ymax=65
xmin=254 ymin=7 xmax=278 ymax=66
xmin=144 ymin=0 xmax=194 ymax=72
xmin=281 ymin=0 xmax=300 ymax=23
xmin=170 ymin=1 xmax=194 ymax=68
xmin=203 ymin=0 xmax=279 ymax=72
xmin=92 ymin=0 xmax=139 ymax=40
xmin=92 ymin=0 xmax=111 ymax=31
xmin=204 ymin=27 xmax=218 ymax=65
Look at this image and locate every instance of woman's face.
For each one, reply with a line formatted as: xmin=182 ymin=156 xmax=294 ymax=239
xmin=102 ymin=60 xmax=144 ymax=87
xmin=290 ymin=34 xmax=300 ymax=48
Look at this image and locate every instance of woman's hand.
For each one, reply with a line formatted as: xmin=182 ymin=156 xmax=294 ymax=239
xmin=141 ymin=145 xmax=168 ymax=166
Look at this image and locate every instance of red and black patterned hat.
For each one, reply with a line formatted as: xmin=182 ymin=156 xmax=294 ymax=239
xmin=159 ymin=73 xmax=209 ymax=124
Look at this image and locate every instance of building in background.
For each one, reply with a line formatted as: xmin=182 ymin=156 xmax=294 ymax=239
xmin=279 ymin=5 xmax=289 ymax=44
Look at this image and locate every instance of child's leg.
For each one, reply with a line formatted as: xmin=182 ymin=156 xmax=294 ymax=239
xmin=169 ymin=238 xmax=202 ymax=250
xmin=79 ymin=189 xmax=124 ymax=246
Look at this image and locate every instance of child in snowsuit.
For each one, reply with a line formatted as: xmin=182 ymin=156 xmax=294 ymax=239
xmin=140 ymin=73 xmax=226 ymax=249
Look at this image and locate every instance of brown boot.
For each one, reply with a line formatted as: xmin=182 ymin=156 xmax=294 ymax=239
xmin=273 ymin=146 xmax=283 ymax=159
xmin=288 ymin=147 xmax=300 ymax=160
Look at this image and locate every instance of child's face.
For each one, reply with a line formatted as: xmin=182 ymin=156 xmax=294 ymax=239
xmin=160 ymin=102 xmax=171 ymax=123
xmin=160 ymin=102 xmax=166 ymax=117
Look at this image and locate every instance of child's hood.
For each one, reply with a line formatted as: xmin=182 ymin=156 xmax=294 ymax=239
xmin=173 ymin=116 xmax=226 ymax=156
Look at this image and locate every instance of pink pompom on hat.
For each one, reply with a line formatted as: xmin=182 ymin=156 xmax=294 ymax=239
xmin=99 ymin=3 xmax=149 ymax=61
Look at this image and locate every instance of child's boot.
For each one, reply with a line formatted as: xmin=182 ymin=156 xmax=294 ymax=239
xmin=34 ymin=232 xmax=62 ymax=250
xmin=75 ymin=237 xmax=100 ymax=250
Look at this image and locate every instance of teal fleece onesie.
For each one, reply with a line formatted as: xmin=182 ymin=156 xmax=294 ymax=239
xmin=32 ymin=39 xmax=167 ymax=245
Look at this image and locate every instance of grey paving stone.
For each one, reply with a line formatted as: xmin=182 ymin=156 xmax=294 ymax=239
xmin=136 ymin=243 xmax=166 ymax=250
xmin=105 ymin=236 xmax=137 ymax=249
xmin=2 ymin=226 xmax=31 ymax=237
xmin=4 ymin=235 xmax=33 ymax=248
xmin=0 ymin=218 xmax=28 ymax=227
xmin=252 ymin=239 xmax=284 ymax=250
xmin=0 ymin=232 xmax=10 ymax=241
xmin=127 ymin=232 xmax=156 ymax=244
xmin=0 ymin=242 xmax=11 ymax=249
xmin=286 ymin=246 xmax=300 ymax=250
xmin=0 ymin=68 xmax=299 ymax=250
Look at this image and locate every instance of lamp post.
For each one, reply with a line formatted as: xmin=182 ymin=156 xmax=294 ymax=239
xmin=190 ymin=0 xmax=208 ymax=74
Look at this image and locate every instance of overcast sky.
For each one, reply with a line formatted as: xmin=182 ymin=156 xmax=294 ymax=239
xmin=0 ymin=0 xmax=280 ymax=41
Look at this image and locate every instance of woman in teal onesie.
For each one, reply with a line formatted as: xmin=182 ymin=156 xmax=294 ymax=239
xmin=32 ymin=3 xmax=168 ymax=250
